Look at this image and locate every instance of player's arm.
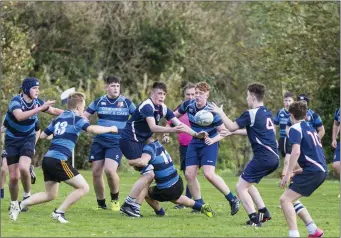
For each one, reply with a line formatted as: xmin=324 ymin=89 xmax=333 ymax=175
xmin=45 ymin=106 xmax=64 ymax=116
xmin=12 ymin=100 xmax=55 ymax=121
xmin=316 ymin=125 xmax=325 ymax=140
xmin=40 ymin=121 xmax=54 ymax=139
xmin=205 ymin=124 xmax=229 ymax=145
xmin=208 ymin=102 xmax=240 ymax=132
xmin=332 ymin=120 xmax=340 ymax=148
xmin=129 ymin=153 xmax=152 ymax=167
xmin=86 ymin=125 xmax=118 ymax=134
xmin=83 ymin=100 xmax=98 ymax=119
xmin=0 ymin=126 xmax=5 ymax=133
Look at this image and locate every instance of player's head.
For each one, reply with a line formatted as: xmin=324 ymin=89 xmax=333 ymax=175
xmin=297 ymin=93 xmax=309 ymax=107
xmin=195 ymin=82 xmax=210 ymax=106
xmin=151 ymin=82 xmax=167 ymax=106
xmin=67 ymin=92 xmax=86 ymax=113
xmin=247 ymin=83 xmax=265 ymax=108
xmin=183 ymin=83 xmax=195 ymax=100
xmin=283 ymin=92 xmax=294 ymax=109
xmin=104 ymin=76 xmax=121 ymax=98
xmin=22 ymin=77 xmax=40 ymax=99
xmin=289 ymin=101 xmax=307 ymax=122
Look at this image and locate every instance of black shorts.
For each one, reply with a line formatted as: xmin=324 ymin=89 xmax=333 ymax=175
xmin=42 ymin=157 xmax=79 ymax=183
xmin=148 ymin=176 xmax=184 ymax=202
xmin=289 ymin=171 xmax=327 ymax=197
xmin=179 ymin=145 xmax=188 ymax=171
xmin=278 ymin=137 xmax=292 ymax=158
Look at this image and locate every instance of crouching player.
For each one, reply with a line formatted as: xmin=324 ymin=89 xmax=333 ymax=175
xmin=280 ymin=101 xmax=326 ymax=237
xmin=122 ymin=137 xmax=214 ymax=217
xmin=11 ymin=92 xmax=119 ymax=223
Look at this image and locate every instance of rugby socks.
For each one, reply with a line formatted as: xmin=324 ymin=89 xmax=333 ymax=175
xmin=258 ymin=207 xmax=268 ymax=214
xmin=293 ymin=200 xmax=305 ymax=215
xmin=111 ymin=192 xmax=119 ymax=201
xmin=0 ymin=188 xmax=4 ymax=199
xmin=288 ymin=230 xmax=300 ymax=237
xmin=185 ymin=186 xmax=192 ymax=199
xmin=192 ymin=201 xmax=202 ymax=211
xmin=23 ymin=192 xmax=31 ymax=198
xmin=306 ymin=221 xmax=318 ymax=235
xmin=125 ymin=196 xmax=136 ymax=205
xmin=194 ymin=198 xmax=205 ymax=204
xmin=155 ymin=207 xmax=165 ymax=216
xmin=97 ymin=199 xmax=107 ymax=208
xmin=225 ymin=192 xmax=236 ymax=202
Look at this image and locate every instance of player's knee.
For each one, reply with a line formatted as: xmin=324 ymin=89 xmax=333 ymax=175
xmin=9 ymin=173 xmax=20 ymax=183
xmin=81 ymin=182 xmax=90 ymax=195
xmin=128 ymin=160 xmax=136 ymax=167
xmin=185 ymin=170 xmax=196 ymax=181
xmin=47 ymin=192 xmax=57 ymax=201
xmin=203 ymin=171 xmax=214 ymax=182
xmin=92 ymin=169 xmax=103 ymax=178
xmin=1 ymin=166 xmax=7 ymax=175
xmin=279 ymin=194 xmax=288 ymax=205
xmin=332 ymin=162 xmax=340 ymax=170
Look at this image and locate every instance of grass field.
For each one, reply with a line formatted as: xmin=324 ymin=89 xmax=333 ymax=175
xmin=1 ymin=168 xmax=340 ymax=237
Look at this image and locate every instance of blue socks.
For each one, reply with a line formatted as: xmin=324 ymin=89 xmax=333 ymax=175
xmin=225 ymin=192 xmax=236 ymax=202
xmin=185 ymin=186 xmax=192 ymax=199
xmin=155 ymin=207 xmax=165 ymax=216
xmin=194 ymin=198 xmax=205 ymax=204
xmin=192 ymin=201 xmax=202 ymax=211
xmin=0 ymin=188 xmax=4 ymax=199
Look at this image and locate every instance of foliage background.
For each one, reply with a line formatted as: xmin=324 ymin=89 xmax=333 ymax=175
xmin=0 ymin=2 xmax=339 ymax=177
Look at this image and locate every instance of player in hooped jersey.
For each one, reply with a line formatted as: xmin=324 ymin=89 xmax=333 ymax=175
xmin=84 ymin=76 xmax=136 ymax=211
xmin=121 ymin=137 xmax=215 ymax=218
xmin=209 ymin=83 xmax=279 ymax=226
xmin=6 ymin=77 xmax=63 ymax=220
xmin=11 ymin=93 xmax=119 ymax=223
xmin=331 ymin=107 xmax=340 ymax=180
xmin=119 ymin=82 xmax=205 ymax=217
xmin=174 ymin=82 xmax=240 ymax=216
xmin=274 ymin=92 xmax=294 ymax=178
xmin=280 ymin=101 xmax=326 ymax=237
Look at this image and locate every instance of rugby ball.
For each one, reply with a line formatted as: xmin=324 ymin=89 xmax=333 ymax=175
xmin=195 ymin=110 xmax=214 ymax=126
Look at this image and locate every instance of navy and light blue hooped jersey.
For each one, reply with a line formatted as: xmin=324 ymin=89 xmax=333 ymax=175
xmin=236 ymin=106 xmax=279 ymax=160
xmin=289 ymin=121 xmax=327 ymax=173
xmin=121 ymin=98 xmax=175 ymax=142
xmin=86 ymin=95 xmax=135 ymax=142
xmin=334 ymin=108 xmax=340 ymax=123
xmin=178 ymin=99 xmax=223 ymax=141
xmin=287 ymin=109 xmax=323 ymax=131
xmin=273 ymin=108 xmax=290 ymax=138
xmin=5 ymin=94 xmax=45 ymax=139
xmin=143 ymin=140 xmax=179 ymax=189
xmin=43 ymin=110 xmax=90 ymax=161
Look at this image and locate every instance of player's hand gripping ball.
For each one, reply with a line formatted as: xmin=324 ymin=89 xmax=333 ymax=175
xmin=195 ymin=110 xmax=214 ymax=126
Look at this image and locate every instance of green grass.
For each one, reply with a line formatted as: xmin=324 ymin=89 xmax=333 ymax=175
xmin=1 ymin=168 xmax=340 ymax=237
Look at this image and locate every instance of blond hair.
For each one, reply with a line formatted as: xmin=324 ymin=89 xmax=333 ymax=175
xmin=67 ymin=92 xmax=85 ymax=110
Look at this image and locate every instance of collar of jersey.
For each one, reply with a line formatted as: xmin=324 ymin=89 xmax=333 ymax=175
xmin=105 ymin=95 xmax=120 ymax=104
xmin=20 ymin=94 xmax=35 ymax=109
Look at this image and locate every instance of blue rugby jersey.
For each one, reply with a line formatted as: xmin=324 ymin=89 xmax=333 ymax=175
xmin=289 ymin=121 xmax=327 ymax=173
xmin=121 ymin=98 xmax=175 ymax=142
xmin=236 ymin=106 xmax=279 ymax=160
xmin=177 ymin=99 xmax=222 ymax=142
xmin=5 ymin=94 xmax=45 ymax=138
xmin=334 ymin=108 xmax=340 ymax=123
xmin=43 ymin=110 xmax=90 ymax=161
xmin=273 ymin=108 xmax=290 ymax=138
xmin=86 ymin=95 xmax=135 ymax=142
xmin=287 ymin=109 xmax=323 ymax=131
xmin=143 ymin=140 xmax=179 ymax=189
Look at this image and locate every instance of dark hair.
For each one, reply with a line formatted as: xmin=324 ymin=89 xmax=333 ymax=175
xmin=289 ymin=101 xmax=307 ymax=120
xmin=104 ymin=76 xmax=121 ymax=85
xmin=152 ymin=82 xmax=167 ymax=93
xmin=183 ymin=82 xmax=195 ymax=94
xmin=284 ymin=92 xmax=294 ymax=99
xmin=297 ymin=93 xmax=310 ymax=103
xmin=247 ymin=83 xmax=265 ymax=101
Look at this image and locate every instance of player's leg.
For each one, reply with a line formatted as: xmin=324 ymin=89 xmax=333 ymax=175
xmin=332 ymin=142 xmax=340 ymax=179
xmin=236 ymin=176 xmax=261 ymax=226
xmin=171 ymin=195 xmax=214 ymax=217
xmin=293 ymin=200 xmax=324 ymax=237
xmin=20 ymin=181 xmax=59 ymax=208
xmin=18 ymin=156 xmax=32 ymax=199
xmin=175 ymin=145 xmax=190 ymax=209
xmin=144 ymin=188 xmax=163 ymax=216
xmin=7 ymin=160 xmax=20 ymax=221
xmin=1 ymin=157 xmax=8 ymax=199
xmin=89 ymin=141 xmax=107 ymax=209
xmin=104 ymin=146 xmax=122 ymax=211
xmin=248 ymin=185 xmax=271 ymax=222
xmin=280 ymin=189 xmax=302 ymax=237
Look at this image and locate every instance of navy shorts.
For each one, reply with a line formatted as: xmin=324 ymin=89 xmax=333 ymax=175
xmin=289 ymin=171 xmax=327 ymax=197
xmin=333 ymin=142 xmax=340 ymax=162
xmin=119 ymin=139 xmax=144 ymax=160
xmin=241 ymin=157 xmax=279 ymax=184
xmin=186 ymin=141 xmax=218 ymax=167
xmin=4 ymin=135 xmax=35 ymax=166
xmin=179 ymin=145 xmax=188 ymax=171
xmin=278 ymin=137 xmax=292 ymax=158
xmin=89 ymin=138 xmax=122 ymax=164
